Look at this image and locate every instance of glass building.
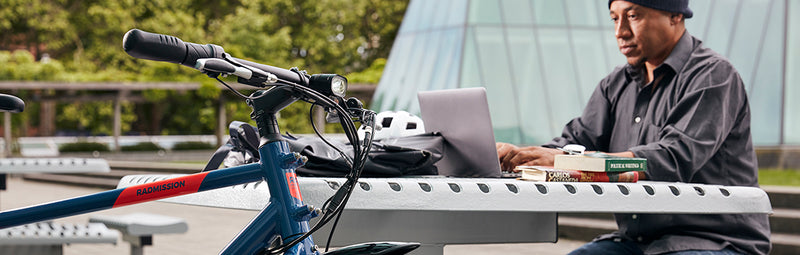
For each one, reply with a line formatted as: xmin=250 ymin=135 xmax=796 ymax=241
xmin=372 ymin=0 xmax=798 ymax=146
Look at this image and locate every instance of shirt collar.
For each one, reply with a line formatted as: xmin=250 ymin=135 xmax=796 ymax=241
xmin=660 ymin=31 xmax=693 ymax=74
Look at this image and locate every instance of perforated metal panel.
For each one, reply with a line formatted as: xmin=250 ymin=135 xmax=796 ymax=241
xmin=0 ymin=158 xmax=109 ymax=174
xmin=117 ymin=176 xmax=772 ymax=214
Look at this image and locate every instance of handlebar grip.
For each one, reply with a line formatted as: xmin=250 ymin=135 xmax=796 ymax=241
xmin=122 ymin=29 xmax=224 ymax=68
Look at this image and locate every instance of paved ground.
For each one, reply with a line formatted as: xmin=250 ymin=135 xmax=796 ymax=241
xmin=0 ymin=177 xmax=584 ymax=254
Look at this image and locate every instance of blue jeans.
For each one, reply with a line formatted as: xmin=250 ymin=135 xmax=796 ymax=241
xmin=567 ymin=239 xmax=742 ymax=255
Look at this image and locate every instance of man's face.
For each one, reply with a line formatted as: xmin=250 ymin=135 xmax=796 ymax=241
xmin=610 ymin=1 xmax=678 ymax=66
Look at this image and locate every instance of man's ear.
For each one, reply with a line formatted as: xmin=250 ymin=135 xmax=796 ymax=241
xmin=670 ymin=13 xmax=684 ymax=25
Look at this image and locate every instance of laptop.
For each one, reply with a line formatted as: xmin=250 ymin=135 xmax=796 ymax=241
xmin=417 ymin=87 xmax=505 ymax=178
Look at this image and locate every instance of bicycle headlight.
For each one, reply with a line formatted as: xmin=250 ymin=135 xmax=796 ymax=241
xmin=309 ymin=74 xmax=348 ymax=97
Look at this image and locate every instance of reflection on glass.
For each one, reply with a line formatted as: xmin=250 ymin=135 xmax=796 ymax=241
xmin=565 ymin=0 xmax=600 ymax=27
xmin=461 ymin=27 xmax=483 ymax=87
xmin=470 ymin=0 xmax=503 ymax=24
xmin=501 ymin=0 xmax=534 ymax=25
xmin=727 ymin=0 xmax=771 ymax=86
xmin=538 ymin=29 xmax=583 ymax=135
xmin=377 ymin=35 xmax=415 ymax=111
xmin=446 ymin=0 xmax=469 ymax=26
xmin=702 ymin=0 xmax=738 ymax=55
xmin=571 ymin=30 xmax=611 ymax=101
xmin=749 ymin=10 xmax=783 ymax=145
xmin=474 ymin=27 xmax=521 ymax=143
xmin=395 ymin=32 xmax=433 ymax=111
xmin=415 ymin=1 xmax=438 ymax=32
xmin=506 ymin=27 xmax=552 ymax=144
xmin=399 ymin=0 xmax=423 ymax=33
xmin=429 ymin=29 xmax=463 ymax=91
xmin=430 ymin=0 xmax=453 ymax=29
xmin=686 ymin=0 xmax=713 ymax=39
xmin=532 ymin=0 xmax=567 ymax=26
xmin=784 ymin=0 xmax=800 ymax=144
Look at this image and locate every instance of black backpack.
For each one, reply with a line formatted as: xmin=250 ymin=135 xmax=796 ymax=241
xmin=203 ymin=121 xmax=442 ymax=177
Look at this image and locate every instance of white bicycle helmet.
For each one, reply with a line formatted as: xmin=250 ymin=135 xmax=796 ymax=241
xmin=359 ymin=111 xmax=425 ymax=140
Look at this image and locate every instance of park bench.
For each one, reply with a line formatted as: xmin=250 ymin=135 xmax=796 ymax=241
xmin=0 ymin=221 xmax=118 ymax=255
xmin=90 ymin=213 xmax=188 ymax=255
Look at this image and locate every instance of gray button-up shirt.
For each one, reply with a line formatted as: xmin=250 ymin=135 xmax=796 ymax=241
xmin=543 ymin=32 xmax=770 ymax=254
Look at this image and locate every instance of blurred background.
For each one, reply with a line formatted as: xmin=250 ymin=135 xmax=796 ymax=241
xmin=0 ymin=0 xmax=407 ymax=156
xmin=2 ymin=0 xmax=798 ymax=170
xmin=0 ymin=0 xmax=798 ymax=254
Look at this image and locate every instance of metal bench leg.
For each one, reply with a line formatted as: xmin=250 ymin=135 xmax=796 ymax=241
xmin=122 ymin=234 xmax=152 ymax=255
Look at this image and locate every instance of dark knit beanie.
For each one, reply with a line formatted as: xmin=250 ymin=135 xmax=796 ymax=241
xmin=608 ymin=0 xmax=693 ymax=19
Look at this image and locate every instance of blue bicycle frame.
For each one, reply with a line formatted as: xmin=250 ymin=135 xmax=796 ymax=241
xmin=0 ymin=87 xmax=321 ymax=255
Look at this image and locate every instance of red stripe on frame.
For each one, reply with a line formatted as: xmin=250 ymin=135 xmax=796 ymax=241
xmin=286 ymin=172 xmax=303 ymax=201
xmin=113 ymin=172 xmax=209 ymax=208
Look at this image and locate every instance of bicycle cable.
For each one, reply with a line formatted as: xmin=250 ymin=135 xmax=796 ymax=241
xmin=215 ymin=77 xmax=256 ymax=100
xmin=324 ymin=109 xmax=376 ymax=251
xmin=207 ymin=56 xmax=377 ymax=255
xmin=308 ymin=104 xmax=354 ymax=169
xmin=263 ymin=86 xmax=371 ymax=255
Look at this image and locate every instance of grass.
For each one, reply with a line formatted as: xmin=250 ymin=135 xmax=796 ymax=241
xmin=759 ymin=168 xmax=800 ymax=187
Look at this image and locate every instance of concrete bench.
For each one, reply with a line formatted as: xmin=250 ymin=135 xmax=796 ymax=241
xmin=0 ymin=221 xmax=118 ymax=255
xmin=89 ymin=213 xmax=187 ymax=255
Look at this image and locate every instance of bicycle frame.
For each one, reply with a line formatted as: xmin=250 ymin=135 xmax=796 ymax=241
xmin=0 ymin=87 xmax=321 ymax=255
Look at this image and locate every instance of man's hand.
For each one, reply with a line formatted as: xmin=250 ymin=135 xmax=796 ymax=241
xmin=496 ymin=142 xmax=562 ymax=171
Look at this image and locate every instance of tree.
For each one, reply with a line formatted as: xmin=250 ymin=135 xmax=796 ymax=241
xmin=0 ymin=0 xmax=72 ymax=59
xmin=0 ymin=0 xmax=410 ymax=135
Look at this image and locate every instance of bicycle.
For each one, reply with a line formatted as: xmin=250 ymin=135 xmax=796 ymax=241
xmin=0 ymin=29 xmax=419 ymax=255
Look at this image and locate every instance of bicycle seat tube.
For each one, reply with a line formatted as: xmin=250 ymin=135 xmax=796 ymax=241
xmin=221 ymin=87 xmax=318 ymax=254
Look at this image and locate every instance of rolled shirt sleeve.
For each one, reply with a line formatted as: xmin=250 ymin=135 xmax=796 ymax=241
xmin=542 ymin=76 xmax=616 ymax=152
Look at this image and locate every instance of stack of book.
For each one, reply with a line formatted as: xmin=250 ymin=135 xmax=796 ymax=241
xmin=515 ymin=152 xmax=646 ymax=183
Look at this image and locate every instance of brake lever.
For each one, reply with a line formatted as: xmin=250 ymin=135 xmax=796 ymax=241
xmin=325 ymin=97 xmax=368 ymax=124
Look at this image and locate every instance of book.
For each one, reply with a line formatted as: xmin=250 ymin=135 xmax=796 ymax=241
xmin=515 ymin=166 xmax=639 ymax=183
xmin=554 ymin=152 xmax=646 ymax=172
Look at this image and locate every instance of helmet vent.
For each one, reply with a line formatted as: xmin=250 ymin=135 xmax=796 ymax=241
xmin=382 ymin=117 xmax=394 ymax=128
xmin=406 ymin=122 xmax=417 ymax=130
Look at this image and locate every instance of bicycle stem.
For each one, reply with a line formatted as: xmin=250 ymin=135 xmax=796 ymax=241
xmin=248 ymin=87 xmax=300 ymax=141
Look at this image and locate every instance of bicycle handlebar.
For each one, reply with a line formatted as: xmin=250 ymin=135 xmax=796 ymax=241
xmin=122 ymin=29 xmax=224 ymax=68
xmin=123 ymin=29 xmax=307 ymax=86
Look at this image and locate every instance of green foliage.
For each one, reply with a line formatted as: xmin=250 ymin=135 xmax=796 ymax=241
xmin=57 ymin=101 xmax=137 ymax=135
xmin=277 ymin=101 xmax=316 ymax=134
xmin=142 ymin=89 xmax=169 ymax=102
xmin=0 ymin=50 xmax=65 ymax=80
xmin=59 ymin=142 xmax=110 ymax=152
xmin=1 ymin=0 xmax=408 ymax=77
xmin=345 ymin=58 xmax=386 ymax=83
xmin=172 ymin=141 xmax=216 ymax=150
xmin=0 ymin=0 xmax=409 ymax=135
xmin=121 ymin=142 xmax=163 ymax=151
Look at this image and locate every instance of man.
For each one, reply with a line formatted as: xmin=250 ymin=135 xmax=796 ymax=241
xmin=496 ymin=0 xmax=771 ymax=254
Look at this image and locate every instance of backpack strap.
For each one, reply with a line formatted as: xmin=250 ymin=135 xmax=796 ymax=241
xmin=202 ymin=121 xmax=261 ymax=171
xmin=202 ymin=143 xmax=233 ymax=171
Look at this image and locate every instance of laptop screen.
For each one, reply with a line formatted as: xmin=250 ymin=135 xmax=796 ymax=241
xmin=417 ymin=87 xmax=502 ymax=177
